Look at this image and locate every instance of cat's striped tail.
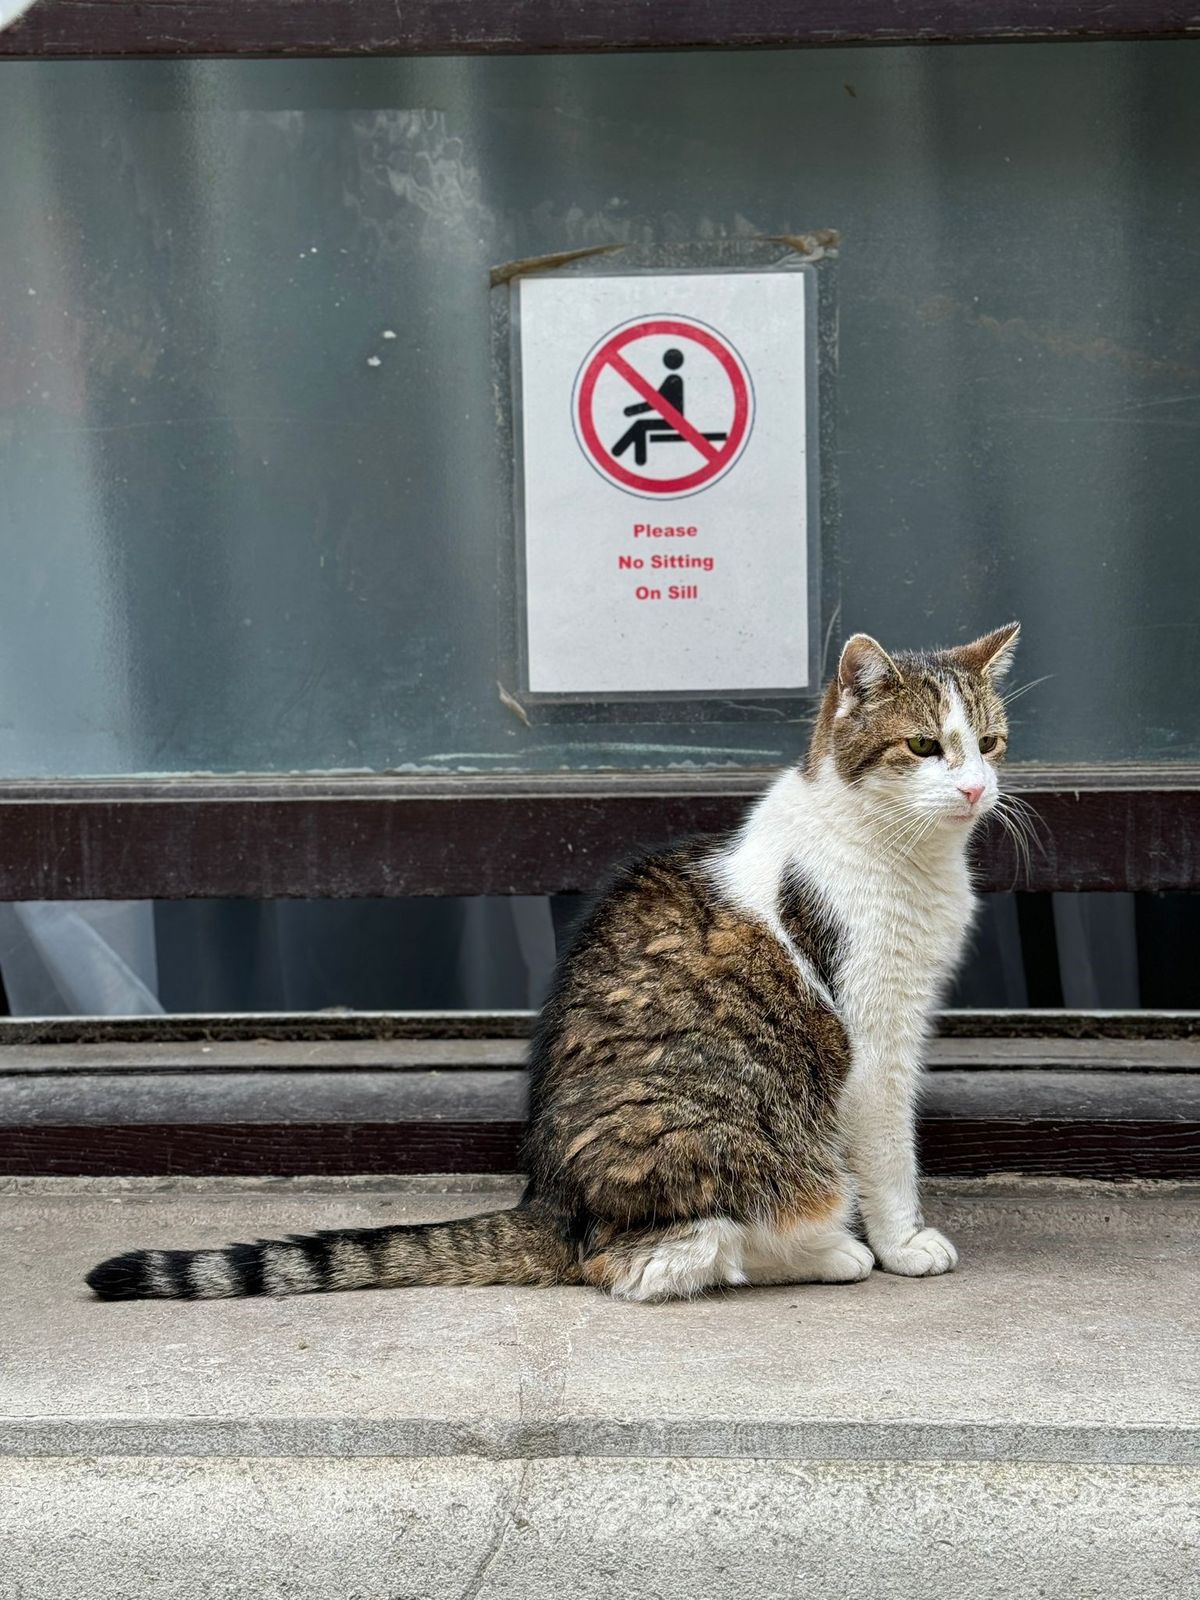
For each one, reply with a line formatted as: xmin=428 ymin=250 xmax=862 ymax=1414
xmin=85 ymin=1203 xmax=581 ymax=1301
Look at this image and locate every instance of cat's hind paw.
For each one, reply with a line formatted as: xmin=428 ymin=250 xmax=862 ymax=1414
xmin=815 ymin=1237 xmax=876 ymax=1283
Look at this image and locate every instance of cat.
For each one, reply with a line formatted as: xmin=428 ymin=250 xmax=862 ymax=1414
xmin=87 ymin=623 xmax=1019 ymax=1304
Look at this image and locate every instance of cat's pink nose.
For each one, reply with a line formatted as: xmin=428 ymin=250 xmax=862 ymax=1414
xmin=959 ymin=783 xmax=985 ymax=807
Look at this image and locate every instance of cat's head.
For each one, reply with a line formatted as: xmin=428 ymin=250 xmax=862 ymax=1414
xmin=810 ymin=624 xmax=1021 ymax=833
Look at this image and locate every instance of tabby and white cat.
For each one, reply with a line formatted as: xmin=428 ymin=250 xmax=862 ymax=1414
xmin=88 ymin=624 xmax=1019 ymax=1304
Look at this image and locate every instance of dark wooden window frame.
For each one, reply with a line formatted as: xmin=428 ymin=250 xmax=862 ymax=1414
xmin=2 ymin=1 xmax=1199 ymax=58
xmin=0 ymin=769 xmax=1196 ymax=900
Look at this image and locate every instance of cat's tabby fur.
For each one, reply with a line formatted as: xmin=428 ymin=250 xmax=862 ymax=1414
xmin=88 ymin=624 xmax=1019 ymax=1304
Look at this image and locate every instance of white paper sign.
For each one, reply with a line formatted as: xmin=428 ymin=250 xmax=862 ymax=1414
xmin=517 ymin=271 xmax=809 ymax=696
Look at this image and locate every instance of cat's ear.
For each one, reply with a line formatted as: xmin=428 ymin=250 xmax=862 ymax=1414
xmin=948 ymin=622 xmax=1021 ymax=681
xmin=837 ymin=633 xmax=901 ymax=702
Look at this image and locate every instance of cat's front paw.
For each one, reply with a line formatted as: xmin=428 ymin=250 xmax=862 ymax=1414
xmin=874 ymin=1227 xmax=958 ymax=1277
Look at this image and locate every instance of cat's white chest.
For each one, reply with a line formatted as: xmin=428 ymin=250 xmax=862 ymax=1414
xmin=836 ymin=857 xmax=974 ymax=1039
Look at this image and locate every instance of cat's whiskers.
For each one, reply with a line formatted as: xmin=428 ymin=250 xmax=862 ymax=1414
xmin=875 ymin=806 xmax=941 ymax=861
xmin=1001 ymin=673 xmax=1053 ymax=708
xmin=873 ymin=806 xmax=923 ymax=850
xmin=993 ymin=789 xmax=1045 ymax=850
xmin=986 ymin=791 xmax=1045 ymax=886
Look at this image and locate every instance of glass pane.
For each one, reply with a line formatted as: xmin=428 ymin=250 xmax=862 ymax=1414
xmin=1 ymin=45 xmax=1197 ymax=775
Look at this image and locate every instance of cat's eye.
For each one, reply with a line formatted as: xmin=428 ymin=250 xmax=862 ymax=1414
xmin=979 ymin=734 xmax=1000 ymax=755
xmin=906 ymin=736 xmax=941 ymax=758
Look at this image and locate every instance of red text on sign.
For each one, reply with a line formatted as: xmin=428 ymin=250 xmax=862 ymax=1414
xmin=634 ymin=585 xmax=702 ymax=601
xmin=619 ymin=554 xmax=713 ymax=572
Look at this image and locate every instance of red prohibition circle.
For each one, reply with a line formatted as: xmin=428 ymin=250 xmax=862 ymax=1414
xmin=574 ymin=317 xmax=752 ymax=496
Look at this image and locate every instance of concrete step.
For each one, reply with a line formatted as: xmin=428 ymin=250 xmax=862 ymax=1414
xmin=3 ymin=1175 xmax=1198 ymax=1598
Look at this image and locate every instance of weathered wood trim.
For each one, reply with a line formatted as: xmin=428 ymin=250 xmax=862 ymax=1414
xmin=0 ymin=771 xmax=1196 ymax=898
xmin=1 ymin=1033 xmax=1197 ymax=1075
xmin=0 ymin=1121 xmax=525 ymax=1175
xmin=2 ymin=1118 xmax=1194 ymax=1179
xmin=3 ymin=0 xmax=1198 ymax=60
xmin=2 ymin=1008 xmax=1198 ymax=1048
